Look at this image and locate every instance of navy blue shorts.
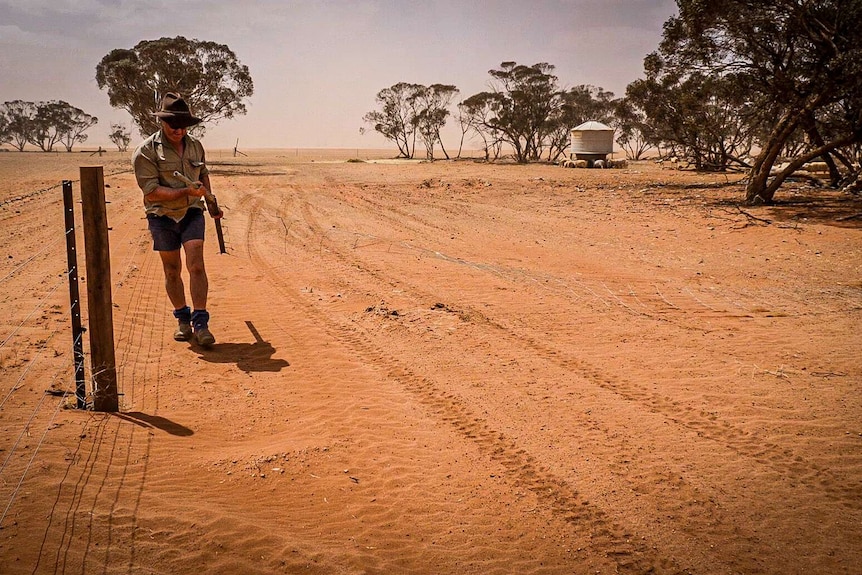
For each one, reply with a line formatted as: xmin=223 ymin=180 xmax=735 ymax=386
xmin=147 ymin=209 xmax=205 ymax=251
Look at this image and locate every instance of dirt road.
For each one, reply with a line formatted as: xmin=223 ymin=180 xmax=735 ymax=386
xmin=1 ymin=150 xmax=860 ymax=574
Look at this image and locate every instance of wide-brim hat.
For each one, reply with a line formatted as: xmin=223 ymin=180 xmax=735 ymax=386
xmin=153 ymin=92 xmax=201 ymax=128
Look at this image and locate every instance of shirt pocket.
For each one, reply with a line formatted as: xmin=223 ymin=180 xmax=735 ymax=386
xmin=157 ymin=160 xmax=185 ymax=187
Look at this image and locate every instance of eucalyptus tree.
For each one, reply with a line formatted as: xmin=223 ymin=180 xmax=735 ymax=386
xmin=96 ymin=36 xmax=253 ymax=137
xmin=411 ymin=84 xmax=459 ymax=160
xmin=2 ymin=100 xmax=37 ymax=151
xmin=363 ymin=82 xmax=422 ymax=158
xmin=31 ymin=101 xmax=66 ymax=151
xmin=647 ymin=0 xmax=862 ymax=203
xmin=0 ymin=109 xmax=9 ymax=147
xmin=468 ymin=62 xmax=560 ymax=163
xmin=612 ymin=97 xmax=654 ymax=161
xmin=58 ymin=104 xmax=98 ymax=152
xmin=109 ymin=123 xmax=132 ymax=152
xmin=363 ymin=83 xmax=459 ymax=159
xmin=0 ymin=100 xmax=97 ymax=152
xmin=626 ymin=68 xmax=755 ymax=170
xmin=459 ymin=93 xmax=504 ymax=161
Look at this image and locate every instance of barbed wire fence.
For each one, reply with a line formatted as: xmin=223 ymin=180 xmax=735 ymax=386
xmin=0 ymin=162 xmax=148 ymax=530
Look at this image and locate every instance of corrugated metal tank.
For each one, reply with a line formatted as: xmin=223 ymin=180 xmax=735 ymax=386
xmin=570 ymin=121 xmax=614 ymax=158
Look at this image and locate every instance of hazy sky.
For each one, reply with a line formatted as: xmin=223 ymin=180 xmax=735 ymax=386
xmin=0 ymin=0 xmax=678 ymax=150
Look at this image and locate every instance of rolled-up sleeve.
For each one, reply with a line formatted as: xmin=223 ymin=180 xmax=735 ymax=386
xmin=132 ymin=145 xmax=161 ymax=196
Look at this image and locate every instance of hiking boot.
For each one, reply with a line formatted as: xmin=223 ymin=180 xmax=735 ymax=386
xmin=172 ymin=306 xmax=192 ymax=341
xmin=191 ymin=309 xmax=215 ymax=346
xmin=174 ymin=321 xmax=193 ymax=341
xmin=194 ymin=326 xmax=215 ymax=346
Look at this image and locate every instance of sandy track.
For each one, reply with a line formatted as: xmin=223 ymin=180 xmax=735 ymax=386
xmin=0 ymin=150 xmax=860 ymax=574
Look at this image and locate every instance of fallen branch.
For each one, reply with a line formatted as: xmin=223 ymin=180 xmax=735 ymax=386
xmin=731 ymin=206 xmax=772 ymax=226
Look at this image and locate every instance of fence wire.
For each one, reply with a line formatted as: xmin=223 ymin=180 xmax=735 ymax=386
xmin=0 ymin=173 xmax=141 ymax=530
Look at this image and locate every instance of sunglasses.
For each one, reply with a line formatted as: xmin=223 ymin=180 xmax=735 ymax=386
xmin=163 ymin=118 xmax=189 ymax=130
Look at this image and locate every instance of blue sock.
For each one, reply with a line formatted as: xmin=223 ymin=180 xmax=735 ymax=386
xmin=191 ymin=309 xmax=210 ymax=330
xmin=173 ymin=305 xmax=191 ymax=323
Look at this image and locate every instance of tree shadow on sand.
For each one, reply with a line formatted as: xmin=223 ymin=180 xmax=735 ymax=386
xmin=192 ymin=320 xmax=290 ymax=373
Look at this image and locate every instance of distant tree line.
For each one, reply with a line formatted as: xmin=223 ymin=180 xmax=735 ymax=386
xmin=364 ymin=64 xmax=615 ymax=165
xmin=364 ymin=0 xmax=861 ymax=204
xmin=0 ymin=100 xmax=98 ymax=152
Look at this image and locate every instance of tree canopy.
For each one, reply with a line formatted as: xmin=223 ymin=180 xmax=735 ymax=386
xmin=0 ymin=109 xmax=10 ymax=148
xmin=96 ymin=36 xmax=254 ymax=137
xmin=624 ymin=69 xmax=755 ymax=170
xmin=412 ymin=84 xmax=459 ymax=160
xmin=636 ymin=0 xmax=862 ymax=203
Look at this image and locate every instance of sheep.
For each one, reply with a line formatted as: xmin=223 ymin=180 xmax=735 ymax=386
xmin=803 ymin=162 xmax=829 ymax=173
xmin=574 ymin=159 xmax=588 ymax=169
xmin=593 ymin=159 xmax=605 ymax=169
xmin=658 ymin=156 xmax=680 ymax=169
xmin=770 ymin=161 xmax=791 ymax=175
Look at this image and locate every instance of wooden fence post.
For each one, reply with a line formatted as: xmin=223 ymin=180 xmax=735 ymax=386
xmin=79 ymin=167 xmax=118 ymax=412
xmin=62 ymin=181 xmax=87 ymax=409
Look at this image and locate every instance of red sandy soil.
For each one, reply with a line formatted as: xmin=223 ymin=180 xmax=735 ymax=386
xmin=0 ymin=149 xmax=860 ymax=575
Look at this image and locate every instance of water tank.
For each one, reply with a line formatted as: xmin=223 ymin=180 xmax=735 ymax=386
xmin=570 ymin=121 xmax=614 ymax=162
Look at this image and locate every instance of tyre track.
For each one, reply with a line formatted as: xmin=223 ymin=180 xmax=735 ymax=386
xmin=234 ymin=181 xmax=859 ymax=573
xmin=281 ymin=196 xmax=788 ymax=573
xmin=280 ymin=186 xmax=862 ymax=512
xmin=294 ymin=180 xmax=804 ymax=332
xmin=237 ymin=190 xmax=701 ymax=574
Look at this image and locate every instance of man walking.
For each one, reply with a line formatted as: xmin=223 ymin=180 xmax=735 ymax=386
xmin=132 ymin=93 xmax=222 ymax=346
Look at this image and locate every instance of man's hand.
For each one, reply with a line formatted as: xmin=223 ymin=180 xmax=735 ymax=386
xmin=185 ymin=182 xmax=207 ymax=198
xmin=172 ymin=171 xmax=222 ymax=220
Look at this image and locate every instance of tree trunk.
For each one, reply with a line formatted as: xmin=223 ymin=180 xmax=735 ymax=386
xmin=437 ymin=133 xmax=450 ymax=160
xmin=750 ymin=133 xmax=859 ymax=203
xmin=802 ymin=113 xmax=841 ymax=185
xmin=746 ymin=113 xmax=803 ymax=203
xmin=456 ymin=131 xmax=465 ymax=159
xmin=746 ymin=95 xmax=830 ymax=203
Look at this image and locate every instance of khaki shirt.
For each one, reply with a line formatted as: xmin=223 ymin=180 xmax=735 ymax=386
xmin=132 ymin=130 xmax=210 ymax=222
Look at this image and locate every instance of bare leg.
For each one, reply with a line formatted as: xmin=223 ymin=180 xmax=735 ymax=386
xmin=183 ymin=239 xmax=214 ymax=345
xmin=183 ymin=239 xmax=208 ymax=310
xmin=158 ymin=249 xmax=187 ymax=309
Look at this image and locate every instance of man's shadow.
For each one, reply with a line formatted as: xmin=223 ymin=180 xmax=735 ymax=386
xmin=192 ymin=320 xmax=290 ymax=373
